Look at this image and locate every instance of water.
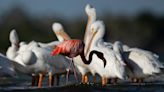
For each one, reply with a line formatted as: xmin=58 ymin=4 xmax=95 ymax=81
xmin=0 ymin=73 xmax=164 ymax=92
xmin=1 ymin=82 xmax=164 ymax=92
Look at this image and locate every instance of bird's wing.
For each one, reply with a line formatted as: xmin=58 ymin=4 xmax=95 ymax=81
xmin=130 ymin=48 xmax=163 ymax=67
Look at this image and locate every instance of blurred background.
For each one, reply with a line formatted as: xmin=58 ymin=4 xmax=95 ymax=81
xmin=0 ymin=0 xmax=164 ymax=61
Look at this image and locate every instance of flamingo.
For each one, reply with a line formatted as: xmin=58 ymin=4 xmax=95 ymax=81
xmin=113 ymin=41 xmax=164 ymax=83
xmin=6 ymin=29 xmax=71 ymax=87
xmin=51 ymin=40 xmax=107 ymax=81
xmin=86 ymin=20 xmax=126 ymax=85
xmin=52 ymin=22 xmax=80 ymax=82
xmin=51 ymin=39 xmax=107 ymax=65
xmin=0 ymin=53 xmax=17 ymax=77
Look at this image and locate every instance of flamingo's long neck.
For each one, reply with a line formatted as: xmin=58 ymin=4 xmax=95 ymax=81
xmin=80 ymin=49 xmax=90 ymax=64
xmin=80 ymin=49 xmax=106 ymax=67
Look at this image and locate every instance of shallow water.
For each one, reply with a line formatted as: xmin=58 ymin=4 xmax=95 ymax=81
xmin=0 ymin=73 xmax=164 ymax=92
xmin=1 ymin=82 xmax=164 ymax=92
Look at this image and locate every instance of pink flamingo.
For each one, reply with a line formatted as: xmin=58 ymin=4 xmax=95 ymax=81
xmin=51 ymin=39 xmax=107 ymax=81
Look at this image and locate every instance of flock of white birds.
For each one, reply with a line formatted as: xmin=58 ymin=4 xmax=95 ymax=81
xmin=0 ymin=4 xmax=164 ymax=87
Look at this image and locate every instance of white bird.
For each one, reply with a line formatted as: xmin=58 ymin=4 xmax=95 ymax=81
xmin=84 ymin=4 xmax=113 ymax=56
xmin=6 ymin=30 xmax=46 ymax=87
xmin=113 ymin=41 xmax=164 ymax=82
xmin=84 ymin=4 xmax=97 ymax=55
xmin=52 ymin=23 xmax=71 ymax=42
xmin=79 ymin=4 xmax=98 ymax=83
xmin=0 ymin=53 xmax=17 ymax=77
xmin=87 ymin=20 xmax=126 ymax=85
xmin=6 ymin=29 xmax=70 ymax=87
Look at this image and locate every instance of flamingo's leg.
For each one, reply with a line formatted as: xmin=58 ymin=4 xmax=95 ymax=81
xmin=71 ymin=59 xmax=78 ymax=82
xmin=66 ymin=61 xmax=72 ymax=83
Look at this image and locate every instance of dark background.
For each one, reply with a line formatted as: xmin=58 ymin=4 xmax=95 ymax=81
xmin=0 ymin=0 xmax=164 ymax=61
